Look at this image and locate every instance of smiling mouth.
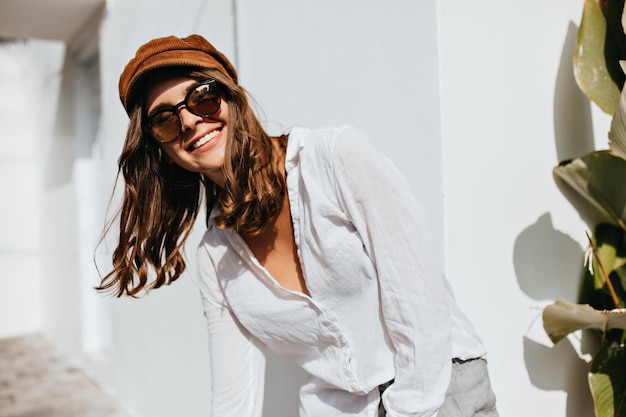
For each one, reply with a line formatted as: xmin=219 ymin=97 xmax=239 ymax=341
xmin=187 ymin=128 xmax=221 ymax=151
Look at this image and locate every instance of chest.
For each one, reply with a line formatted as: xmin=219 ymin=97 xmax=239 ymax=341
xmin=241 ymin=194 xmax=309 ymax=296
xmin=213 ymin=146 xmax=380 ymax=305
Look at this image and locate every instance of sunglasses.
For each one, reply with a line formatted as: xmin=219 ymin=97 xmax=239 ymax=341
xmin=144 ymin=79 xmax=224 ymax=143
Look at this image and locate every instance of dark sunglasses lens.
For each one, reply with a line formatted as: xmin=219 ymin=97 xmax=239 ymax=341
xmin=146 ymin=80 xmax=222 ymax=143
xmin=187 ymin=83 xmax=221 ymax=117
xmin=149 ymin=111 xmax=181 ymax=143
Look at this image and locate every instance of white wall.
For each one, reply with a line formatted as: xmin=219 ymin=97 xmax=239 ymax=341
xmin=0 ymin=0 xmax=608 ymax=416
xmin=235 ymin=0 xmax=445 ymax=247
xmin=0 ymin=42 xmax=40 ymax=338
xmin=438 ymin=1 xmax=610 ymax=416
xmin=0 ymin=39 xmax=65 ymax=338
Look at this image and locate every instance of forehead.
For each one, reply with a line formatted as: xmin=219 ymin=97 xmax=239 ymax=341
xmin=144 ymin=76 xmax=198 ymax=113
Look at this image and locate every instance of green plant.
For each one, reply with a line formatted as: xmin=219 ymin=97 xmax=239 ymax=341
xmin=542 ymin=1 xmax=626 ymax=416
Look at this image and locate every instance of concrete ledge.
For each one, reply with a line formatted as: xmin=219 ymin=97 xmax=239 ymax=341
xmin=0 ymin=333 xmax=133 ymax=417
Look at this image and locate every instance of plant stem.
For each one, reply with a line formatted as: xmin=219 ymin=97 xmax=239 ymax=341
xmin=586 ymin=231 xmax=621 ymax=309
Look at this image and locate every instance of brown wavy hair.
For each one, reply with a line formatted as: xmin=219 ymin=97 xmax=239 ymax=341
xmin=97 ymin=68 xmax=287 ymax=297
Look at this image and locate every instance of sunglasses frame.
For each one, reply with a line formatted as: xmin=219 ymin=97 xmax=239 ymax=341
xmin=144 ymin=78 xmax=223 ymax=143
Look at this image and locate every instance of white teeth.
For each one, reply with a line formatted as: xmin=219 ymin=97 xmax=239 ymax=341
xmin=191 ymin=130 xmax=219 ymax=149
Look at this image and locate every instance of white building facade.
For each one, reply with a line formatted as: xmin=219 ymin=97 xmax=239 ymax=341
xmin=0 ymin=1 xmax=610 ymax=416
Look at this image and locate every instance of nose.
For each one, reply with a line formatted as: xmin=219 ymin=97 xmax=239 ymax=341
xmin=178 ymin=106 xmax=202 ymax=132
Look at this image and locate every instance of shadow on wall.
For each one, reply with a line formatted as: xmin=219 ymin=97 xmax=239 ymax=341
xmin=515 ymin=213 xmax=582 ymax=303
xmin=45 ymin=50 xmax=75 ymax=188
xmin=523 ymin=335 xmax=597 ymax=417
xmin=514 ymin=213 xmax=595 ymax=417
xmin=553 ymin=22 xmax=595 ymax=163
xmin=513 ymin=22 xmax=600 ymax=417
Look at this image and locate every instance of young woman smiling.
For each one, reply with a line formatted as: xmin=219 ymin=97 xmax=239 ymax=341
xmin=99 ymin=34 xmax=499 ymax=417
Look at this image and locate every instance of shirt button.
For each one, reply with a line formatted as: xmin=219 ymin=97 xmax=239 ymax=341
xmin=339 ymin=337 xmax=347 ymax=346
xmin=349 ymin=383 xmax=358 ymax=391
xmin=293 ymin=211 xmax=300 ymax=221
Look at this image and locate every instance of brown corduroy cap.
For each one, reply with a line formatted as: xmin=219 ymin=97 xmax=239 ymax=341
xmin=118 ymin=34 xmax=238 ymax=115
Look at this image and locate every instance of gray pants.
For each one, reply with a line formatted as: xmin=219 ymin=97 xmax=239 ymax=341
xmin=378 ymin=358 xmax=499 ymax=417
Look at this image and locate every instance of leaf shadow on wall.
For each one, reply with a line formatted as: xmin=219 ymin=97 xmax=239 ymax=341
xmin=552 ymin=22 xmax=595 ymax=164
xmin=514 ymin=213 xmax=597 ymax=417
xmin=513 ymin=21 xmax=601 ymax=417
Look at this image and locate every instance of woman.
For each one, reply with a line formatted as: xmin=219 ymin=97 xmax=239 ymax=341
xmin=100 ymin=34 xmax=498 ymax=417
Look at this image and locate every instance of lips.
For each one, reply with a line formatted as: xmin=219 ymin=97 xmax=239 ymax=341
xmin=187 ymin=128 xmax=221 ymax=151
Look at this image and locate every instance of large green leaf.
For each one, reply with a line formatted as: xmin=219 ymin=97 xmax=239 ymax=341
xmin=589 ymin=341 xmax=626 ymax=417
xmin=592 ymin=224 xmax=626 ymax=292
xmin=600 ymin=0 xmax=626 ymax=82
xmin=609 ymin=62 xmax=626 ymax=159
xmin=553 ymin=151 xmax=626 ymax=231
xmin=623 ymin=1 xmax=626 ymax=33
xmin=543 ymin=299 xmax=626 ymax=344
xmin=580 ymin=262 xmax=618 ymax=310
xmin=574 ymin=0 xmax=626 ymax=114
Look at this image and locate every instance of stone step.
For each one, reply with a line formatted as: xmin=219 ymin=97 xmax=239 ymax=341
xmin=0 ymin=333 xmax=133 ymax=417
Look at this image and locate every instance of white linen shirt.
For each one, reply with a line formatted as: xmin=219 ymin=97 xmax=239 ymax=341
xmin=197 ymin=126 xmax=486 ymax=417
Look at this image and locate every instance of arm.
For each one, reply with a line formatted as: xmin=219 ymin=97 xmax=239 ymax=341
xmin=332 ymin=127 xmax=452 ymax=417
xmin=197 ymin=243 xmax=267 ymax=417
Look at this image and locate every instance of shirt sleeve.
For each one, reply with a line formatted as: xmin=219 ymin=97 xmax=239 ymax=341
xmin=331 ymin=127 xmax=452 ymax=417
xmin=197 ymin=242 xmax=267 ymax=417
